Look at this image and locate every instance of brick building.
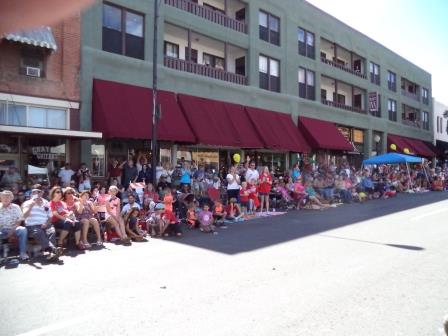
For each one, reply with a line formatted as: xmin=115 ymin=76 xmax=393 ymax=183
xmin=0 ymin=13 xmax=101 ymax=181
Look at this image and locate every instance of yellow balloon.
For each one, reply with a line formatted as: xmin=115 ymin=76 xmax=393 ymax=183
xmin=390 ymin=144 xmax=397 ymax=151
xmin=233 ymin=153 xmax=241 ymax=163
xmin=403 ymin=148 xmax=410 ymax=154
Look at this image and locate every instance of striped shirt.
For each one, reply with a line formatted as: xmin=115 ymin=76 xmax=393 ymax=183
xmin=22 ymin=199 xmax=51 ymax=227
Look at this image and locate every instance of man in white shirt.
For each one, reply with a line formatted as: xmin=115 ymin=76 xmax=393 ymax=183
xmin=0 ymin=190 xmax=28 ymax=260
xmin=22 ymin=187 xmax=62 ymax=260
xmin=58 ymin=163 xmax=75 ymax=187
xmin=245 ymin=160 xmax=259 ymax=184
xmin=121 ymin=193 xmax=141 ymax=216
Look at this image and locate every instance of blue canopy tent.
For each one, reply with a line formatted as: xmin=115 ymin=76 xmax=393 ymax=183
xmin=363 ymin=153 xmax=423 ymax=165
xmin=362 ymin=153 xmax=427 ymax=189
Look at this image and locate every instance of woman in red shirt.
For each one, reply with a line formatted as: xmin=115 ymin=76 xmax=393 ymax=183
xmin=258 ymin=166 xmax=273 ymax=214
xmin=49 ymin=186 xmax=83 ymax=249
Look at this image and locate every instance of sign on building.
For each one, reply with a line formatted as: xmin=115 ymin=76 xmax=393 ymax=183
xmin=369 ymin=92 xmax=378 ymax=112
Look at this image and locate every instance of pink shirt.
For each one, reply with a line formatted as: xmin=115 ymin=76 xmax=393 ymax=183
xmin=106 ymin=196 xmax=120 ymax=219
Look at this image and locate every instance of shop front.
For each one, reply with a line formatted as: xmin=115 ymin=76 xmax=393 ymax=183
xmin=298 ymin=116 xmax=355 ymax=169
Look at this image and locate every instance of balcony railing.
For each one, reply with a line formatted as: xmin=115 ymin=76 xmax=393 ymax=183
xmin=402 ymin=119 xmax=422 ymax=129
xmin=401 ymin=89 xmax=420 ymax=102
xmin=322 ymin=99 xmax=365 ymax=114
xmin=320 ymin=57 xmax=367 ymax=79
xmin=164 ymin=0 xmax=247 ymax=34
xmin=164 ymin=56 xmax=247 ymax=85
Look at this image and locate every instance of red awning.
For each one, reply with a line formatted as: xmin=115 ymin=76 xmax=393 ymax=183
xmin=177 ymin=94 xmax=238 ymax=147
xmin=387 ymin=134 xmax=415 ymax=154
xmin=245 ymin=107 xmax=310 ymax=152
xmin=92 ymin=79 xmax=195 ymax=142
xmin=298 ymin=116 xmax=353 ymax=151
xmin=177 ymin=94 xmax=265 ymax=148
xmin=222 ymin=102 xmax=264 ymax=148
xmin=403 ymin=138 xmax=436 ymax=157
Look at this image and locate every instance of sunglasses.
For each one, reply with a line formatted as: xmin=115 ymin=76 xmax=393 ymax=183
xmin=55 ymin=190 xmax=62 ymax=194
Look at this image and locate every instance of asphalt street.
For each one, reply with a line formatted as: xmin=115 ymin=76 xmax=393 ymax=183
xmin=1 ymin=192 xmax=448 ymax=336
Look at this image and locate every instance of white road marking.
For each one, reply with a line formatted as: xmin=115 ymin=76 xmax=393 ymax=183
xmin=16 ymin=316 xmax=89 ymax=336
xmin=410 ymin=208 xmax=448 ymax=222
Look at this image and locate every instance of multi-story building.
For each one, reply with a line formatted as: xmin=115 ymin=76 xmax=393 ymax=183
xmin=0 ymin=13 xmax=101 ymax=179
xmin=433 ymin=99 xmax=448 ymax=163
xmin=79 ymin=0 xmax=435 ymax=180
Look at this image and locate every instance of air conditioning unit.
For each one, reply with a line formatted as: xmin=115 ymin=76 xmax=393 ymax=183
xmin=26 ymin=66 xmax=41 ymax=77
xmin=443 ymin=110 xmax=448 ymax=118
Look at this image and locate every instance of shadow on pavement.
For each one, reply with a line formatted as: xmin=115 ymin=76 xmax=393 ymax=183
xmin=167 ymin=192 xmax=447 ymax=255
xmin=319 ymin=234 xmax=425 ymax=251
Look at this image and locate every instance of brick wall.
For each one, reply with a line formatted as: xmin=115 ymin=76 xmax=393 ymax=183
xmin=0 ymin=13 xmax=81 ymax=102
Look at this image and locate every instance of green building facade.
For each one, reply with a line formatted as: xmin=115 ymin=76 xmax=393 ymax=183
xmin=80 ymin=0 xmax=433 ymax=177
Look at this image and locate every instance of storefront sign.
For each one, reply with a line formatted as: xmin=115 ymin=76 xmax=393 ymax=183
xmin=31 ymin=146 xmax=60 ymax=160
xmin=369 ymin=92 xmax=378 ymax=112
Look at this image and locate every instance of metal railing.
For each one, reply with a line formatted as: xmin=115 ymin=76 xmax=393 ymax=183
xmin=401 ymin=89 xmax=420 ymax=102
xmin=322 ymin=98 xmax=365 ymax=114
xmin=165 ymin=0 xmax=247 ymax=34
xmin=320 ymin=56 xmax=367 ymax=79
xmin=164 ymin=56 xmax=247 ymax=85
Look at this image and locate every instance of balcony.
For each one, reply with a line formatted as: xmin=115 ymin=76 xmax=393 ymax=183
xmin=163 ymin=23 xmax=247 ymax=85
xmin=401 ymin=104 xmax=422 ymax=129
xmin=401 ymin=78 xmax=420 ymax=102
xmin=320 ymin=38 xmax=367 ymax=79
xmin=321 ymin=76 xmax=367 ymax=114
xmin=164 ymin=57 xmax=246 ymax=85
xmin=164 ymin=0 xmax=247 ymax=34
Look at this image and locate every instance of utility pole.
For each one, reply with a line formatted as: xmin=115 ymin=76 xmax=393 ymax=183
xmin=151 ymin=0 xmax=159 ymax=185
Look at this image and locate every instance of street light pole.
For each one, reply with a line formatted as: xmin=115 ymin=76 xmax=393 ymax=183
xmin=151 ymin=0 xmax=159 ymax=185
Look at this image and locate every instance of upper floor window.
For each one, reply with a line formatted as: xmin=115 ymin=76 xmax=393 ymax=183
xmin=370 ymin=62 xmax=380 ymax=85
xmin=259 ymin=55 xmax=280 ymax=92
xmin=298 ymin=67 xmax=315 ymax=101
xmin=102 ymin=3 xmax=144 ymax=60
xmin=20 ymin=47 xmax=46 ymax=78
xmin=0 ymin=101 xmax=67 ymax=129
xmin=388 ymin=99 xmax=397 ymax=122
xmin=387 ymin=71 xmax=396 ymax=92
xmin=298 ymin=27 xmax=315 ymax=59
xmin=421 ymin=111 xmax=429 ymax=130
xmin=259 ymin=10 xmax=280 ymax=46
xmin=164 ymin=41 xmax=179 ymax=58
xmin=422 ymin=88 xmax=429 ymax=105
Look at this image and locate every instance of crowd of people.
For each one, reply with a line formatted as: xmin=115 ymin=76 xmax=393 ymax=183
xmin=1 ymin=154 xmax=447 ymax=264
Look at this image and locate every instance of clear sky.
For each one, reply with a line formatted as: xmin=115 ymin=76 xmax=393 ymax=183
xmin=306 ymin=0 xmax=448 ymax=105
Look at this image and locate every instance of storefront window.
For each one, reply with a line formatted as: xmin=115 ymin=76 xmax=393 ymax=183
xmin=91 ymin=144 xmax=106 ymax=177
xmin=24 ymin=138 xmax=66 ymax=174
xmin=176 ymin=146 xmax=192 ymax=163
xmin=191 ymin=149 xmax=219 ymax=171
xmin=160 ymin=146 xmax=171 ymax=166
xmin=0 ymin=135 xmax=19 ymax=153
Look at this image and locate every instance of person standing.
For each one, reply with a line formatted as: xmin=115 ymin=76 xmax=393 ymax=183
xmin=77 ymin=163 xmax=91 ymax=192
xmin=226 ymin=166 xmax=241 ymax=202
xmin=258 ymin=166 xmax=273 ymax=213
xmin=245 ymin=160 xmax=259 ymax=185
xmin=58 ymin=163 xmax=75 ymax=187
xmin=122 ymin=159 xmax=138 ymax=189
xmin=0 ymin=190 xmax=29 ymax=260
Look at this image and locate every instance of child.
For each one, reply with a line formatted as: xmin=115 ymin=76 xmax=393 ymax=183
xmin=186 ymin=203 xmax=199 ymax=229
xmin=239 ymin=181 xmax=250 ymax=214
xmin=198 ymin=204 xmax=216 ymax=234
xmin=213 ymin=200 xmax=227 ymax=228
xmin=163 ymin=187 xmax=174 ymax=213
xmin=124 ymin=207 xmax=145 ymax=241
xmin=162 ymin=207 xmax=182 ymax=237
xmin=147 ymin=203 xmax=165 ymax=237
xmin=247 ymin=179 xmax=260 ymax=213
xmin=226 ymin=198 xmax=243 ymax=221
